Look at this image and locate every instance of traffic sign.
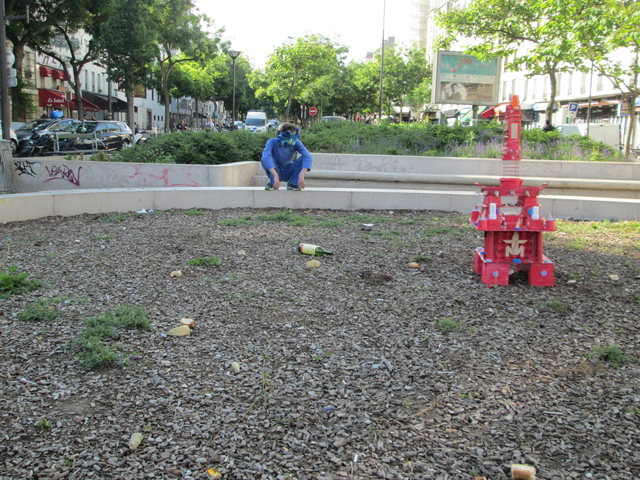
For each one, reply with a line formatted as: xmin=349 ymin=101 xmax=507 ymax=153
xmin=309 ymin=107 xmax=317 ymax=116
xmin=567 ymin=102 xmax=578 ymax=119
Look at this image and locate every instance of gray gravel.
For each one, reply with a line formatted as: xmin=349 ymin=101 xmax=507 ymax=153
xmin=0 ymin=208 xmax=639 ymax=480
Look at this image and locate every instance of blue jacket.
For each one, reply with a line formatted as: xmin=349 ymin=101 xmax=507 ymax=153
xmin=261 ymin=138 xmax=313 ymax=172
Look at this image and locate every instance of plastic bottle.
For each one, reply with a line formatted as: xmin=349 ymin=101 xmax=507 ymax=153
xmin=298 ymin=243 xmax=333 ymax=256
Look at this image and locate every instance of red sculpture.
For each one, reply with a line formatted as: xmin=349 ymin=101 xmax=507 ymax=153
xmin=470 ymin=95 xmax=556 ymax=286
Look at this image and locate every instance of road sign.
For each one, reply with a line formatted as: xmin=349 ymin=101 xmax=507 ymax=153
xmin=567 ymin=102 xmax=578 ymax=118
xmin=6 ymin=68 xmax=17 ymax=87
xmin=309 ymin=107 xmax=318 ymax=116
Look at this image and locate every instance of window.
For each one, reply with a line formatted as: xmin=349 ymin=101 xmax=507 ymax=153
xmin=502 ymin=81 xmax=507 ymax=101
xmin=532 ymin=78 xmax=537 ymax=101
xmin=596 ymin=75 xmax=604 ymax=92
xmin=91 ymin=71 xmax=95 ymax=92
xmin=556 ymin=73 xmax=562 ymax=97
xmin=566 ymin=73 xmax=572 ymax=95
xmin=580 ymin=72 xmax=587 ymax=94
xmin=511 ymin=79 xmax=517 ymax=99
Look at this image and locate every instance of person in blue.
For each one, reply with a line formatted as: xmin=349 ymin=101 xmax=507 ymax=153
xmin=261 ymin=122 xmax=312 ymax=191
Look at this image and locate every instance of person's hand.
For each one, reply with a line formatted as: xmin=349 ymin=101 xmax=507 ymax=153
xmin=298 ymin=173 xmax=306 ymax=189
xmin=272 ymin=174 xmax=281 ymax=190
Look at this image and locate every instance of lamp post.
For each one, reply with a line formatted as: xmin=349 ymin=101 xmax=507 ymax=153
xmin=378 ymin=0 xmax=386 ymax=121
xmin=227 ymin=50 xmax=241 ymax=128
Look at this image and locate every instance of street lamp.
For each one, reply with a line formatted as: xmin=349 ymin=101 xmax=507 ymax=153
xmin=227 ymin=50 xmax=241 ymax=128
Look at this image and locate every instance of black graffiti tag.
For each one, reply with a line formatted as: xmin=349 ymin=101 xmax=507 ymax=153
xmin=14 ymin=160 xmax=40 ymax=177
xmin=44 ymin=164 xmax=82 ymax=187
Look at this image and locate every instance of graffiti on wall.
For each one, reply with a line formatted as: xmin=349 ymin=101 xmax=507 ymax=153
xmin=44 ymin=165 xmax=82 ymax=187
xmin=121 ymin=165 xmax=201 ymax=187
xmin=14 ymin=160 xmax=41 ymax=178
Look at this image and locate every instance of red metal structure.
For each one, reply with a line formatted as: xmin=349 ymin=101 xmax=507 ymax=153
xmin=470 ymin=95 xmax=556 ymax=286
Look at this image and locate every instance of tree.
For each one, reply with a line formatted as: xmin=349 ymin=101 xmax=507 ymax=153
xmin=381 ymin=46 xmax=431 ymax=119
xmin=251 ymin=34 xmax=347 ymax=120
xmin=98 ymin=0 xmax=157 ymax=130
xmin=36 ymin=0 xmax=114 ymax=119
xmin=6 ymin=0 xmax=79 ymax=121
xmin=572 ymin=0 xmax=640 ymax=154
xmin=149 ymin=0 xmax=221 ymax=132
xmin=436 ymin=0 xmax=585 ymax=122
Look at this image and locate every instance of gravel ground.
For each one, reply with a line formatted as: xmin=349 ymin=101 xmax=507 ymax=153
xmin=0 ymin=208 xmax=639 ymax=480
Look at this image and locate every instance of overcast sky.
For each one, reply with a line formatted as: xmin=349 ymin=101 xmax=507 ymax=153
xmin=194 ymin=0 xmax=413 ymax=69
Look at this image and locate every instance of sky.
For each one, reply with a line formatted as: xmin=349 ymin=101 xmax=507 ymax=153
xmin=195 ymin=0 xmax=413 ymax=69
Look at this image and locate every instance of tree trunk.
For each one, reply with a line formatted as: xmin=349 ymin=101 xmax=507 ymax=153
xmin=546 ymin=70 xmax=558 ymax=124
xmin=10 ymin=43 xmax=26 ymax=122
xmin=285 ymin=77 xmax=296 ymax=121
xmin=126 ymin=90 xmax=135 ymax=132
xmin=624 ymin=94 xmax=637 ymax=156
xmin=164 ymin=90 xmax=171 ymax=132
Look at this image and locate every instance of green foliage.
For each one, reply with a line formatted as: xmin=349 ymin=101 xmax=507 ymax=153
xmin=256 ymin=211 xmax=314 ymax=226
xmin=99 ymin=213 xmax=132 ymax=222
xmin=218 ymin=216 xmax=256 ymax=227
xmin=18 ymin=298 xmax=60 ymax=322
xmin=73 ymin=306 xmax=151 ymax=370
xmin=34 ymin=418 xmax=52 ymax=429
xmin=0 ymin=266 xmax=40 ymax=299
xmin=437 ymin=318 xmax=464 ymax=333
xmin=183 ymin=208 xmax=204 ymax=216
xmin=186 ymin=257 xmax=221 ymax=266
xmin=413 ymin=254 xmax=430 ymax=262
xmin=423 ymin=226 xmax=452 ymax=236
xmin=587 ymin=345 xmax=638 ymax=368
xmin=541 ymin=300 xmax=572 ymax=312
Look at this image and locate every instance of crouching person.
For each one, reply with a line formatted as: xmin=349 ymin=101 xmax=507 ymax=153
xmin=261 ymin=122 xmax=312 ymax=191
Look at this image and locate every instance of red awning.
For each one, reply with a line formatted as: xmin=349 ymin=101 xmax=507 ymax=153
xmin=70 ymin=96 xmax=100 ymax=112
xmin=481 ymin=107 xmax=495 ymax=118
xmin=39 ymin=66 xmax=53 ymax=77
xmin=38 ymin=88 xmax=68 ymax=108
xmin=51 ymin=69 xmax=65 ymax=80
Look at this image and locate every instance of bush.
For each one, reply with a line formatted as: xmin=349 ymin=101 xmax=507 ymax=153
xmin=95 ymin=121 xmax=622 ymax=164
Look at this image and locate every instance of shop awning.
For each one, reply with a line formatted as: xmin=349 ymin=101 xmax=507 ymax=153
xmin=51 ymin=69 xmax=68 ymax=80
xmin=481 ymin=107 xmax=495 ymax=118
xmin=82 ymin=90 xmax=128 ymax=112
xmin=38 ymin=88 xmax=68 ymax=108
xmin=39 ymin=66 xmax=53 ymax=77
xmin=70 ymin=95 xmax=100 ymax=112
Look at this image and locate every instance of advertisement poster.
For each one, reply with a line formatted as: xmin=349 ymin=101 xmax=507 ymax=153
xmin=433 ymin=51 xmax=500 ymax=106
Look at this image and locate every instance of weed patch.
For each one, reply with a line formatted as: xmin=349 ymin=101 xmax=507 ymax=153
xmin=18 ymin=298 xmax=60 ymax=322
xmin=0 ymin=266 xmax=40 ymax=299
xmin=587 ymin=345 xmax=638 ymax=368
xmin=187 ymin=257 xmax=220 ymax=267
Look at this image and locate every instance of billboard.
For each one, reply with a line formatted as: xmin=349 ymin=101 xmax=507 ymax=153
xmin=433 ymin=51 xmax=501 ymax=106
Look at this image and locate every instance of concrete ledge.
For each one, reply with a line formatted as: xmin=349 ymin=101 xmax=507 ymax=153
xmin=1 ymin=187 xmax=638 ymax=223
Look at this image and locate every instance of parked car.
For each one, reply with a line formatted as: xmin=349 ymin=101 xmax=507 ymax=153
xmin=18 ymin=120 xmax=133 ymax=157
xmin=268 ymin=119 xmax=279 ymax=130
xmin=321 ymin=116 xmax=347 ymax=123
xmin=15 ymin=118 xmax=81 ymax=150
xmin=0 ymin=122 xmax=19 ymax=154
xmin=233 ymin=120 xmax=244 ymax=130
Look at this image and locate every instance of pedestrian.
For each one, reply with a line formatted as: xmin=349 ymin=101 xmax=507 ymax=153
xmin=542 ymin=119 xmax=556 ymax=132
xmin=40 ymin=111 xmax=48 ymax=119
xmin=91 ymin=114 xmax=96 ymax=121
xmin=261 ymin=122 xmax=312 ymax=191
xmin=83 ymin=114 xmax=88 ymax=121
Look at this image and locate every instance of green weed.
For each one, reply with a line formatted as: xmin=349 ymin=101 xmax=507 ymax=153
xmin=437 ymin=317 xmax=464 ymax=333
xmin=218 ymin=216 xmax=256 ymax=227
xmin=318 ymin=220 xmax=345 ymax=228
xmin=183 ymin=208 xmax=204 ymax=216
xmin=541 ymin=300 xmax=572 ymax=312
xmin=219 ymin=273 xmax=243 ymax=283
xmin=186 ymin=257 xmax=220 ymax=266
xmin=0 ymin=266 xmax=40 ymax=299
xmin=587 ymin=345 xmax=638 ymax=368
xmin=414 ymin=254 xmax=430 ymax=262
xmin=257 ymin=211 xmax=313 ymax=226
xmin=73 ymin=306 xmax=151 ymax=370
xmin=423 ymin=226 xmax=452 ymax=236
xmin=34 ymin=418 xmax=52 ymax=429
xmin=18 ymin=298 xmax=60 ymax=322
